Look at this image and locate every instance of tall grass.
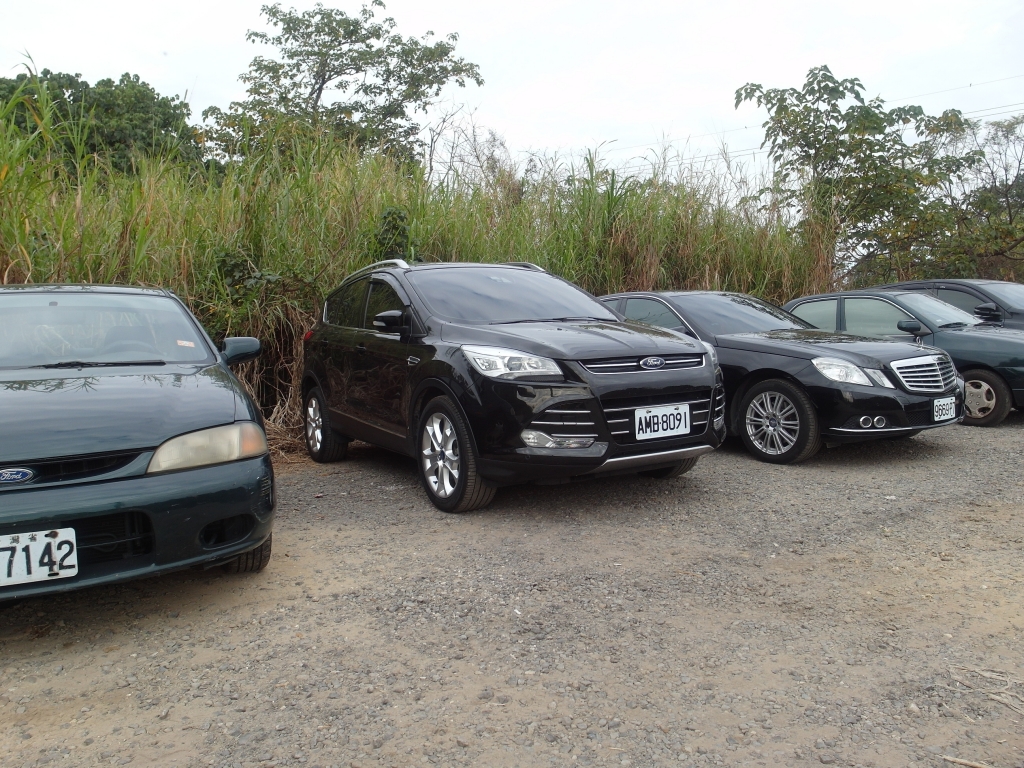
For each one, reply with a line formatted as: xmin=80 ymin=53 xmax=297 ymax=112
xmin=0 ymin=86 xmax=828 ymax=437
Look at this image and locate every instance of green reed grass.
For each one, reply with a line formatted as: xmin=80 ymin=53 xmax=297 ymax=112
xmin=0 ymin=88 xmax=829 ymax=436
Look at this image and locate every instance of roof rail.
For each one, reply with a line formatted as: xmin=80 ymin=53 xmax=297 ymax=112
xmin=345 ymin=259 xmax=410 ymax=281
xmin=504 ymin=262 xmax=546 ymax=272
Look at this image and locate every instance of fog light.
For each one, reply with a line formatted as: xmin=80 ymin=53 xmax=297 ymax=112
xmin=520 ymin=429 xmax=595 ymax=449
xmin=859 ymin=416 xmax=873 ymax=428
xmin=873 ymin=416 xmax=887 ymax=428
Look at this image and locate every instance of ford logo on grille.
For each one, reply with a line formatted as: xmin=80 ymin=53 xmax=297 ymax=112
xmin=0 ymin=468 xmax=35 ymax=485
xmin=639 ymin=356 xmax=666 ymax=370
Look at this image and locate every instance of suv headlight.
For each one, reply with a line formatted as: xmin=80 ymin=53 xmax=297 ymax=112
xmin=462 ymin=345 xmax=562 ymax=379
xmin=812 ymin=357 xmax=873 ymax=386
xmin=147 ymin=422 xmax=268 ymax=473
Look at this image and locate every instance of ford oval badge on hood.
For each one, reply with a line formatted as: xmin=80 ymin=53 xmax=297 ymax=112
xmin=0 ymin=467 xmax=35 ymax=484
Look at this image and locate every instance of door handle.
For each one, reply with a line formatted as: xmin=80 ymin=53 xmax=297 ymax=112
xmin=356 ymin=344 xmax=366 ymax=354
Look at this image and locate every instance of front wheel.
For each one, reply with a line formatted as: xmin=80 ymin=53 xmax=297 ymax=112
xmin=417 ymin=396 xmax=496 ymax=513
xmin=739 ymin=379 xmax=821 ymax=464
xmin=962 ymin=369 xmax=1012 ymax=427
xmin=223 ymin=534 xmax=272 ymax=574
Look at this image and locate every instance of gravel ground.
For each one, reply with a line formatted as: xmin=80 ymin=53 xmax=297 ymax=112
xmin=2 ymin=415 xmax=1023 ymax=768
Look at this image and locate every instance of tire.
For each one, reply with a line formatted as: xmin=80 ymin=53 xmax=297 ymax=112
xmin=417 ymin=396 xmax=496 ymax=513
xmin=223 ymin=534 xmax=272 ymax=574
xmin=962 ymin=369 xmax=1013 ymax=427
xmin=304 ymin=387 xmax=348 ymax=462
xmin=640 ymin=457 xmax=700 ymax=479
xmin=738 ymin=379 xmax=821 ymax=464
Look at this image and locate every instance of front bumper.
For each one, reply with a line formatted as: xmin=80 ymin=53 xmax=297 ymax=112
xmin=808 ymin=381 xmax=963 ymax=443
xmin=0 ymin=455 xmax=275 ymax=601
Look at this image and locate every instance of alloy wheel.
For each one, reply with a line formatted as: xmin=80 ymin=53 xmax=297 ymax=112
xmin=745 ymin=391 xmax=800 ymax=456
xmin=964 ymin=379 xmax=996 ymax=418
xmin=306 ymin=396 xmax=323 ymax=453
xmin=422 ymin=412 xmax=461 ymax=498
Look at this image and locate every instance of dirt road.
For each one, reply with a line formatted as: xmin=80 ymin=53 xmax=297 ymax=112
xmin=2 ymin=417 xmax=1023 ymax=768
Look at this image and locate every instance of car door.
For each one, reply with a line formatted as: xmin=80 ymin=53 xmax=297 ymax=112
xmin=320 ymin=277 xmax=369 ymax=420
xmin=840 ymin=297 xmax=922 ymax=342
xmin=348 ymin=277 xmax=413 ymax=450
xmin=788 ymin=298 xmax=838 ymax=331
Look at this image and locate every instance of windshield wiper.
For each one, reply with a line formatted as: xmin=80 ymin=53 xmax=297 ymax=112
xmin=31 ymin=360 xmax=167 ymax=369
xmin=490 ymin=316 xmax=611 ymax=325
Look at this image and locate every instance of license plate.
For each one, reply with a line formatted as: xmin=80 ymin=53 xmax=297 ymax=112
xmin=635 ymin=404 xmax=691 ymax=440
xmin=933 ymin=396 xmax=956 ymax=422
xmin=0 ymin=528 xmax=78 ymax=587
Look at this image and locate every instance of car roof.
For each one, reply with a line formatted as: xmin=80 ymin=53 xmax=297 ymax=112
xmin=877 ymin=278 xmax=1012 ymax=287
xmin=0 ymin=284 xmax=173 ymax=296
xmin=603 ymin=290 xmax=744 ymax=299
xmin=788 ymin=289 xmax=920 ymax=302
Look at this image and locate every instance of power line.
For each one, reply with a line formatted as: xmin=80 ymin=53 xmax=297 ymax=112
xmin=890 ymin=73 xmax=1024 ymax=103
xmin=962 ymin=101 xmax=1024 ymax=115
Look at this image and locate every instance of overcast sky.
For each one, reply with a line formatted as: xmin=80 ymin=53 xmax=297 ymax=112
xmin=1 ymin=0 xmax=1022 ymax=169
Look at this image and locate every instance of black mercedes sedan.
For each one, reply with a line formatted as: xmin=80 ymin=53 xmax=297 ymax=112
xmin=873 ymin=278 xmax=1024 ymax=330
xmin=601 ymin=291 xmax=962 ymax=464
xmin=785 ymin=289 xmax=1024 ymax=427
xmin=0 ymin=285 xmax=275 ymax=601
xmin=301 ymin=261 xmax=726 ymax=513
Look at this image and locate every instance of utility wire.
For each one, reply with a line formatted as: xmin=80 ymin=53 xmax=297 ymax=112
xmin=889 ymin=74 xmax=1024 ymax=103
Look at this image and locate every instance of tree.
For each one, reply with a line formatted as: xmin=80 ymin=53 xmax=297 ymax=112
xmin=204 ymin=1 xmax=483 ymax=159
xmin=0 ymin=69 xmax=201 ymax=172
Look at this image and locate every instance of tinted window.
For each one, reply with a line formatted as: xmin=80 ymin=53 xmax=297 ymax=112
xmin=0 ymin=293 xmax=212 ymax=368
xmin=623 ymin=298 xmax=683 ymax=329
xmin=364 ymin=281 xmax=405 ymax=330
xmin=325 ymin=278 xmax=368 ymax=327
xmin=899 ymin=292 xmax=981 ymax=328
xmin=843 ymin=298 xmax=913 ymax=336
xmin=790 ymin=299 xmax=838 ymax=331
xmin=405 ymin=267 xmax=616 ymax=324
xmin=982 ymin=282 xmax=1024 ymax=308
xmin=937 ymin=288 xmax=983 ymax=314
xmin=673 ymin=294 xmax=808 ymax=335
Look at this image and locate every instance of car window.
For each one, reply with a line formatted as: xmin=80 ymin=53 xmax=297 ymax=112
xmin=0 ymin=293 xmax=213 ymax=368
xmin=981 ymin=282 xmax=1024 ymax=308
xmin=672 ymin=293 xmax=809 ymax=335
xmin=363 ymin=281 xmax=405 ymax=330
xmin=623 ymin=298 xmax=683 ymax=329
xmin=789 ymin=299 xmax=837 ymax=331
xmin=325 ymin=278 xmax=368 ymax=327
xmin=937 ymin=288 xmax=984 ymax=314
xmin=898 ymin=292 xmax=981 ymax=328
xmin=843 ymin=298 xmax=913 ymax=336
xmin=405 ymin=267 xmax=616 ymax=324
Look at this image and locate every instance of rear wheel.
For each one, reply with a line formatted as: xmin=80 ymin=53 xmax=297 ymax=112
xmin=418 ymin=396 xmax=496 ymax=513
xmin=962 ymin=369 xmax=1012 ymax=427
xmin=640 ymin=457 xmax=700 ymax=479
xmin=739 ymin=379 xmax=821 ymax=464
xmin=223 ymin=534 xmax=272 ymax=574
xmin=304 ymin=387 xmax=348 ymax=462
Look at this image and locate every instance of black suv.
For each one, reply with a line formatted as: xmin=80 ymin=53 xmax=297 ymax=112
xmin=301 ymin=261 xmax=725 ymax=512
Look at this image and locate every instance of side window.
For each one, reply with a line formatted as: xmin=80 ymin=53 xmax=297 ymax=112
xmin=790 ymin=299 xmax=837 ymax=331
xmin=623 ymin=298 xmax=684 ymax=329
xmin=601 ymin=298 xmax=622 ymax=313
xmin=937 ymin=288 xmax=984 ymax=314
xmin=363 ymin=281 xmax=406 ymax=330
xmin=843 ymin=298 xmax=913 ymax=337
xmin=325 ymin=278 xmax=369 ymax=327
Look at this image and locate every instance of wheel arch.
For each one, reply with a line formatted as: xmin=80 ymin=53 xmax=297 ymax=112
xmin=729 ymin=369 xmax=811 ymax=434
xmin=408 ymin=378 xmax=482 ymax=458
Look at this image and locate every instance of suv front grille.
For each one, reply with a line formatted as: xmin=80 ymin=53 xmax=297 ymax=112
xmin=580 ymin=354 xmax=704 ymax=374
xmin=528 ymin=400 xmax=599 ymax=439
xmin=889 ymin=355 xmax=957 ymax=393
xmin=600 ymin=389 xmax=713 ymax=444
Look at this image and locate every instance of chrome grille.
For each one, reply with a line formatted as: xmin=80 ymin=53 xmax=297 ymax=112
xmin=580 ymin=354 xmax=704 ymax=374
xmin=713 ymin=386 xmax=725 ymax=424
xmin=528 ymin=401 xmax=599 ymax=439
xmin=889 ymin=355 xmax=957 ymax=393
xmin=600 ymin=390 xmax=712 ymax=444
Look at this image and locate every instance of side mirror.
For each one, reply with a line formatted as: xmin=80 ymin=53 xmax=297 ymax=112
xmin=222 ymin=337 xmax=261 ymax=366
xmin=373 ymin=309 xmax=408 ymax=335
xmin=975 ymin=302 xmax=1001 ymax=321
xmin=896 ymin=320 xmax=923 ymax=336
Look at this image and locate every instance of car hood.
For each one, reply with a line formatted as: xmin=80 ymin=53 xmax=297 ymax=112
xmin=440 ymin=320 xmax=704 ymax=359
xmin=945 ymin=323 xmax=1024 ymax=342
xmin=0 ymin=364 xmax=246 ymax=463
xmin=715 ymin=329 xmax=938 ymax=366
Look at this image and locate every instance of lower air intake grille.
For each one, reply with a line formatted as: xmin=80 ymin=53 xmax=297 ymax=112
xmin=600 ymin=390 xmax=713 ymax=444
xmin=527 ymin=400 xmax=599 ymax=440
xmin=889 ymin=355 xmax=957 ymax=393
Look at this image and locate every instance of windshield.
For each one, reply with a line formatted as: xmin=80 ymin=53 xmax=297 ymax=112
xmin=981 ymin=282 xmax=1024 ymax=309
xmin=0 ymin=292 xmax=213 ymax=369
xmin=899 ymin=292 xmax=981 ymax=328
xmin=405 ymin=267 xmax=617 ymax=324
xmin=675 ymin=294 xmax=810 ymax=335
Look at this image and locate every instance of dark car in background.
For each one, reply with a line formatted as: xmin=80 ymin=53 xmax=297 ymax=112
xmin=301 ymin=261 xmax=726 ymax=512
xmin=0 ymin=286 xmax=275 ymax=602
xmin=875 ymin=278 xmax=1024 ymax=330
xmin=785 ymin=289 xmax=1024 ymax=427
xmin=601 ymin=291 xmax=962 ymax=464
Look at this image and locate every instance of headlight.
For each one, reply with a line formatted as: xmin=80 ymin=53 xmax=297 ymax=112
xmin=812 ymin=357 xmax=873 ymax=386
xmin=147 ymin=422 xmax=268 ymax=473
xmin=462 ymin=345 xmax=562 ymax=379
xmin=864 ymin=368 xmax=895 ymax=388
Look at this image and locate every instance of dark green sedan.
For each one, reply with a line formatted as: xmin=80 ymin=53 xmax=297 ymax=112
xmin=784 ymin=290 xmax=1024 ymax=427
xmin=0 ymin=285 xmax=275 ymax=601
